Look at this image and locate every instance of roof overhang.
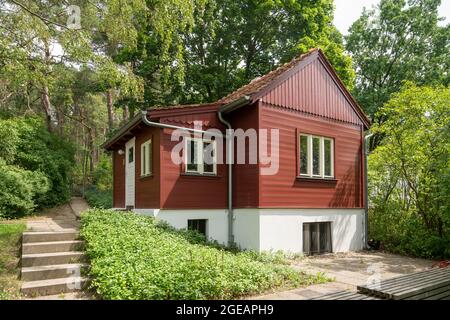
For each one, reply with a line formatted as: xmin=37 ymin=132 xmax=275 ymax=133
xmin=101 ymin=113 xmax=143 ymax=150
xmin=218 ymin=95 xmax=251 ymax=114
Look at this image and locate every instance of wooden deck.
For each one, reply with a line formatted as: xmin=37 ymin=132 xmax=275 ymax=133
xmin=312 ymin=266 xmax=450 ymax=300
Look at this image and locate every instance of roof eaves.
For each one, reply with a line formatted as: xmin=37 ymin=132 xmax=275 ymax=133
xmin=101 ymin=113 xmax=143 ymax=150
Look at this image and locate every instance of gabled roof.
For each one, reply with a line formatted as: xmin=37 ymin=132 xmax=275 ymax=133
xmin=103 ymin=48 xmax=370 ymax=150
xmin=218 ymin=48 xmax=370 ymax=128
xmin=219 ymin=49 xmax=318 ymax=104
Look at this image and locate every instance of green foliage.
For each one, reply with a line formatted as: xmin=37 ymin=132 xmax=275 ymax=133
xmin=0 ymin=117 xmax=75 ymax=215
xmin=81 ymin=209 xmax=328 ymax=299
xmin=91 ymin=155 xmax=113 ymax=191
xmin=0 ymin=223 xmax=26 ymax=299
xmin=368 ymin=84 xmax=450 ymax=259
xmin=120 ymin=0 xmax=354 ymax=106
xmin=0 ymin=160 xmax=49 ymax=219
xmin=84 ymin=186 xmax=113 ymax=209
xmin=346 ymin=0 xmax=449 ymax=130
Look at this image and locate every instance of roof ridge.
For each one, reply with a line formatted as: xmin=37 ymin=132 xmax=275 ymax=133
xmin=217 ymin=48 xmax=319 ymax=104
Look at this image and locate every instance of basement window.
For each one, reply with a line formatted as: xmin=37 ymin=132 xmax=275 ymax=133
xmin=140 ymin=139 xmax=152 ymax=176
xmin=299 ymin=134 xmax=334 ymax=178
xmin=303 ymin=222 xmax=332 ymax=255
xmin=185 ymin=137 xmax=217 ymax=175
xmin=188 ymin=219 xmax=207 ymax=237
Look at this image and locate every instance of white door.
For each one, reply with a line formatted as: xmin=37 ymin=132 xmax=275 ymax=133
xmin=125 ymin=138 xmax=135 ymax=207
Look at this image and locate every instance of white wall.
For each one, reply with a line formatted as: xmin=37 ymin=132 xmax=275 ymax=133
xmin=233 ymin=209 xmax=260 ymax=251
xmin=133 ymin=208 xmax=228 ymax=245
xmin=132 ymin=208 xmax=364 ymax=253
xmin=258 ymin=209 xmax=364 ymax=253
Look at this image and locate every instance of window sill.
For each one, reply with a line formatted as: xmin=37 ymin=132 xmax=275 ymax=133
xmin=296 ymin=176 xmax=338 ymax=183
xmin=140 ymin=174 xmax=153 ymax=180
xmin=181 ymin=172 xmax=221 ymax=179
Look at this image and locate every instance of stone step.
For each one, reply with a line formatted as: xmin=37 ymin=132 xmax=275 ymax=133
xmin=22 ymin=252 xmax=86 ymax=267
xmin=21 ymin=263 xmax=89 ymax=281
xmin=22 ymin=240 xmax=84 ymax=254
xmin=23 ymin=231 xmax=79 ymax=243
xmin=21 ymin=277 xmax=89 ymax=297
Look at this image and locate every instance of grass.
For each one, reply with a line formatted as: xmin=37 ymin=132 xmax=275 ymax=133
xmin=81 ymin=209 xmax=330 ymax=300
xmin=0 ymin=222 xmax=26 ymax=300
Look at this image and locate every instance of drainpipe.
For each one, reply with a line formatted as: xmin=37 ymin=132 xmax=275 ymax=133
xmin=217 ymin=96 xmax=250 ymax=247
xmin=364 ymin=132 xmax=373 ymax=249
xmin=217 ymin=111 xmax=234 ymax=246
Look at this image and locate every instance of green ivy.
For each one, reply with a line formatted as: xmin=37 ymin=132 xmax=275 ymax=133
xmin=81 ymin=209 xmax=329 ymax=299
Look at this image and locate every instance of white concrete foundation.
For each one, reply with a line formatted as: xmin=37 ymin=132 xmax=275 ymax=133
xmin=234 ymin=208 xmax=365 ymax=253
xmin=128 ymin=208 xmax=365 ymax=253
xmin=132 ymin=208 xmax=229 ymax=245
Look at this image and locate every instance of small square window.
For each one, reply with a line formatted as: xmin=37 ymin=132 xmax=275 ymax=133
xmin=185 ymin=138 xmax=217 ymax=175
xmin=187 ymin=219 xmax=207 ymax=237
xmin=303 ymin=222 xmax=332 ymax=255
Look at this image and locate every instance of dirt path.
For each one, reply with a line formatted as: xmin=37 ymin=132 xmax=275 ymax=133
xmin=253 ymin=251 xmax=434 ymax=300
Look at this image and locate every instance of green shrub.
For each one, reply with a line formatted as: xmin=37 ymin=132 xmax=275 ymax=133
xmin=0 ymin=160 xmax=49 ymax=218
xmin=81 ymin=209 xmax=328 ymax=299
xmin=84 ymin=186 xmax=113 ymax=209
xmin=0 ymin=117 xmax=75 ymax=211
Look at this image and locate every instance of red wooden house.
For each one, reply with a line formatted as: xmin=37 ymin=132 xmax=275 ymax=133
xmin=103 ymin=49 xmax=370 ymax=254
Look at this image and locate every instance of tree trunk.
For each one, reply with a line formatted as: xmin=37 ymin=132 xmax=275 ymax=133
xmin=41 ymin=85 xmax=56 ymax=132
xmin=106 ymin=89 xmax=114 ymax=131
xmin=123 ymin=105 xmax=129 ymax=122
xmin=41 ymin=40 xmax=57 ymax=132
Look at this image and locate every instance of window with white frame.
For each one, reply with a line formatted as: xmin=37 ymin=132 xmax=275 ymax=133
xmin=299 ymin=134 xmax=334 ymax=178
xmin=140 ymin=139 xmax=152 ymax=176
xmin=185 ymin=137 xmax=217 ymax=175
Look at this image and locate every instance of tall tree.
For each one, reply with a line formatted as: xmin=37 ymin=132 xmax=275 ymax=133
xmin=124 ymin=0 xmax=355 ymax=105
xmin=346 ymin=0 xmax=449 ymax=148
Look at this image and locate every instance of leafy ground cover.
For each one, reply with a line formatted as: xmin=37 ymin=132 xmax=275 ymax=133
xmin=0 ymin=223 xmax=26 ymax=299
xmin=81 ymin=209 xmax=329 ymax=299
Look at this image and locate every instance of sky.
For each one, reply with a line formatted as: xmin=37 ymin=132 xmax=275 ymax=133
xmin=333 ymin=0 xmax=450 ymax=35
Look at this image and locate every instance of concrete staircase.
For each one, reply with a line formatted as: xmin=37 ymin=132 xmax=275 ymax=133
xmin=21 ymin=230 xmax=89 ymax=297
xmin=20 ymin=199 xmax=91 ymax=298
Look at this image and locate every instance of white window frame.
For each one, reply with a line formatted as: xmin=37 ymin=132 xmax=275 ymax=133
xmin=140 ymin=139 xmax=152 ymax=176
xmin=185 ymin=137 xmax=217 ymax=175
xmin=299 ymin=134 xmax=334 ymax=178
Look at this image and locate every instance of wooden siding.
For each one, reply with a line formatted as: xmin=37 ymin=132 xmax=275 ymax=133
xmin=134 ymin=125 xmax=160 ymax=209
xmin=229 ymin=102 xmax=260 ymax=208
xmin=259 ymin=103 xmax=364 ymax=208
xmin=261 ymin=58 xmax=363 ymax=126
xmin=112 ymin=147 xmax=125 ymax=208
xmin=159 ymin=112 xmax=228 ymax=209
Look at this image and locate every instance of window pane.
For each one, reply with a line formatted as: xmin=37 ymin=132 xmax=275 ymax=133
xmin=324 ymin=139 xmax=332 ymax=176
xmin=319 ymin=223 xmax=332 ymax=253
xmin=300 ymin=135 xmax=308 ymax=175
xmin=312 ymin=137 xmax=320 ymax=175
xmin=187 ymin=140 xmax=198 ymax=172
xmin=203 ymin=141 xmax=215 ymax=173
xmin=128 ymin=147 xmax=134 ymax=163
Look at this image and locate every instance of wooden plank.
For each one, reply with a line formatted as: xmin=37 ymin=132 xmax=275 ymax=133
xmin=357 ymin=267 xmax=450 ymax=296
xmin=390 ymin=278 xmax=450 ymax=300
xmin=357 ymin=267 xmax=448 ymax=292
xmin=378 ymin=270 xmax=450 ymax=294
xmin=383 ymin=271 xmax=450 ymax=295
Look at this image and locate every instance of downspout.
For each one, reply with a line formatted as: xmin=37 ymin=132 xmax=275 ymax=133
xmin=217 ymin=96 xmax=251 ymax=247
xmin=217 ymin=111 xmax=234 ymax=246
xmin=363 ymin=132 xmax=373 ymax=249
